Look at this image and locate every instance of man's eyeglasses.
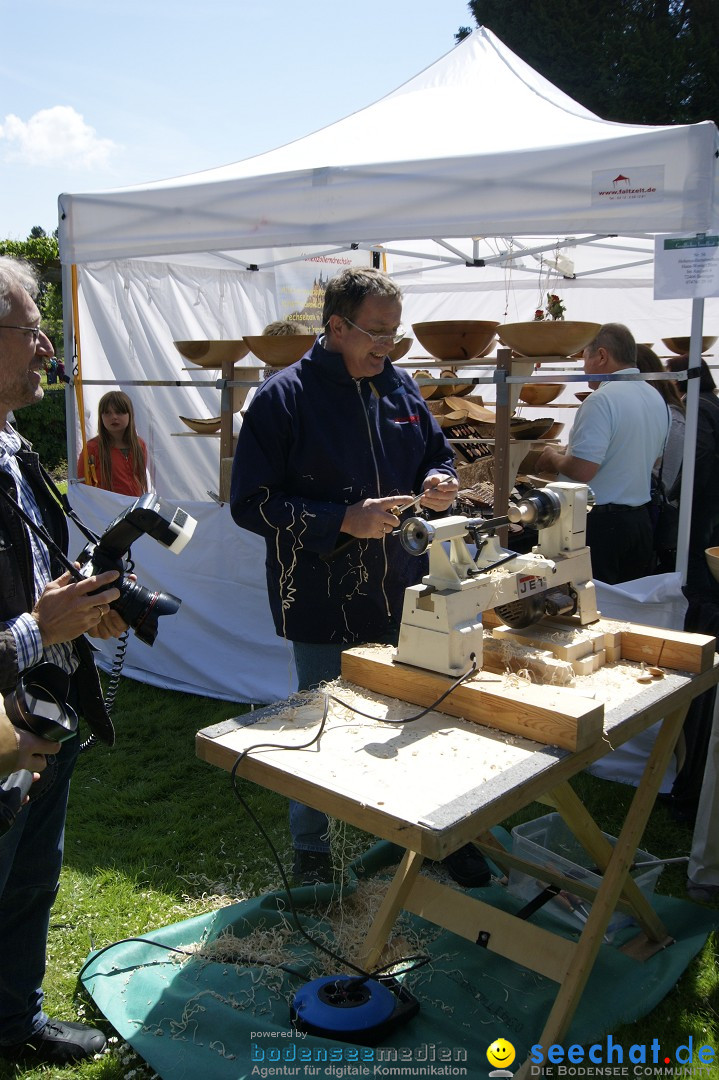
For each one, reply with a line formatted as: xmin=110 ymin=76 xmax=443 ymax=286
xmin=344 ymin=318 xmax=406 ymax=347
xmin=0 ymin=325 xmax=44 ymax=342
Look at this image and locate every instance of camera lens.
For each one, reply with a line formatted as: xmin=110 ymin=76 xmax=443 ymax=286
xmin=113 ymin=580 xmax=181 ymax=646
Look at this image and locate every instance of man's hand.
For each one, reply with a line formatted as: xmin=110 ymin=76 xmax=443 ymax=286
xmin=420 ymin=473 xmax=459 ymax=512
xmin=341 ymin=496 xmax=412 ymax=540
xmin=31 ymin=569 xmax=123 ymax=645
xmin=0 ymin=707 xmax=61 ymax=780
xmin=14 ymin=726 xmax=61 ymax=773
xmin=534 ymin=447 xmax=599 ymax=485
xmin=534 ymin=445 xmax=563 ymax=475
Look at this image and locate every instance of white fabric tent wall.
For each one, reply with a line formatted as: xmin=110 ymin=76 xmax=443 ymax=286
xmin=67 ymin=486 xmax=294 ymax=702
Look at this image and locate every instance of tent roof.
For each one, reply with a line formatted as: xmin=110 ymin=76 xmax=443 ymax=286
xmin=59 ymin=27 xmax=718 ymax=265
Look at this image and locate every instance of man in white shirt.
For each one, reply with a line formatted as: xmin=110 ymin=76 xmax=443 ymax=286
xmin=535 ymin=323 xmax=669 ymax=583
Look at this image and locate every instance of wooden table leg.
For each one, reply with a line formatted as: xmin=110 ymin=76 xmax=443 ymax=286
xmin=548 ymin=782 xmax=669 ymax=942
xmin=358 ymin=849 xmax=425 ymax=971
xmin=522 ymin=705 xmax=687 ymax=1066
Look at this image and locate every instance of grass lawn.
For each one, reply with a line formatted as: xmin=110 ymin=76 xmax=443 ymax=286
xmin=1 ymin=674 xmax=717 ymax=1080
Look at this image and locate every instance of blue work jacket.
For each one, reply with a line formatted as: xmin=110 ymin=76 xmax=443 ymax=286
xmin=230 ymin=337 xmax=456 ymax=644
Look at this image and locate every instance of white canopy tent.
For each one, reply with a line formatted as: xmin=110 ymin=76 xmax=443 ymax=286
xmin=56 ymin=27 xmax=719 ymax=703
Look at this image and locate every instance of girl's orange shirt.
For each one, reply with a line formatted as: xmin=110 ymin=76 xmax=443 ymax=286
xmin=78 ymin=437 xmax=148 ymax=496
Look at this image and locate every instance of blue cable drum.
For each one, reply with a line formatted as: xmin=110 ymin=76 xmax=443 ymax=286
xmin=292 ymin=975 xmax=397 ymax=1035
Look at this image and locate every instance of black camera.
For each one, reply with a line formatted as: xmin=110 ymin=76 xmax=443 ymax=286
xmin=0 ymin=663 xmax=78 ymax=835
xmin=75 ymin=494 xmax=197 ymax=646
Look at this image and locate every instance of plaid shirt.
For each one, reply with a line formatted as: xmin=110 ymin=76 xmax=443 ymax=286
xmin=0 ymin=423 xmax=76 ymax=676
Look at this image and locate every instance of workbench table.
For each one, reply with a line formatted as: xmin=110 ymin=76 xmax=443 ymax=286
xmin=196 ymin=632 xmax=719 ymax=1077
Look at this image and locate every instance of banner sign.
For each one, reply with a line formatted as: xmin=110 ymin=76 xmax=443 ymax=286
xmin=654 ymin=234 xmax=719 ymax=299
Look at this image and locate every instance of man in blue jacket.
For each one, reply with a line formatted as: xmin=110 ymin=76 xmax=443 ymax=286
xmin=231 ymin=266 xmax=490 ymax=889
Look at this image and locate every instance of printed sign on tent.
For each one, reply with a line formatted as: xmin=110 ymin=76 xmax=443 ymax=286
xmin=273 ymin=249 xmax=371 ymax=332
xmin=654 ymin=234 xmax=719 ymax=300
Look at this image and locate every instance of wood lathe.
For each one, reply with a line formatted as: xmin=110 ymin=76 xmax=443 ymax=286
xmin=395 ymin=481 xmax=598 ymax=677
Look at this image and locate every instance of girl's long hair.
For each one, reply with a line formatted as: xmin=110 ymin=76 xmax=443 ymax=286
xmin=96 ymin=390 xmax=147 ymax=493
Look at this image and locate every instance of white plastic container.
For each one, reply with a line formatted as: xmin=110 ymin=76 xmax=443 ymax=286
xmin=507 ymin=812 xmax=663 ymax=938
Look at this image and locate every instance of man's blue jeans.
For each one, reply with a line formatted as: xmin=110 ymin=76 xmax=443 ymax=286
xmin=0 ymin=735 xmax=79 ymax=1046
xmin=290 ymin=634 xmax=398 ymax=852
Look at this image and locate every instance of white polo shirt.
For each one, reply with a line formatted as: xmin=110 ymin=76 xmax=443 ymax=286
xmin=565 ymin=369 xmax=669 ymax=506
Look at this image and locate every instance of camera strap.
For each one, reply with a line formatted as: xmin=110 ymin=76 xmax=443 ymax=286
xmin=38 ymin=462 xmax=101 ymax=549
xmin=0 ymin=475 xmax=123 ymax=750
xmin=0 ymin=482 xmax=83 ymax=582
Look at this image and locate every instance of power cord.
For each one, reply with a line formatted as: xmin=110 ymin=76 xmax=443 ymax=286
xmin=79 ymin=661 xmax=474 ymax=990
xmin=226 ymin=657 xmax=479 ymax=978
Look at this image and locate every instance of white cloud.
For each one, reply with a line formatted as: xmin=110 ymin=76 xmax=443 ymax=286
xmin=0 ymin=105 xmax=119 ymax=169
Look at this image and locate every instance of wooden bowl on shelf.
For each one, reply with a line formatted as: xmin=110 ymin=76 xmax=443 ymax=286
xmin=436 ymin=369 xmax=474 ymax=397
xmin=706 ymin=547 xmax=719 ymax=584
xmin=662 ymin=335 xmax=717 ymax=355
xmin=518 ymin=383 xmax=562 ymax=407
xmin=544 ymin=421 xmax=565 ymax=440
xmin=575 ymin=391 xmax=592 ymax=403
xmin=411 ymin=320 xmax=499 ymax=361
xmin=174 ymin=340 xmax=250 ymax=367
xmin=497 ymin=321 xmax=601 ymax=357
xmin=387 ymin=337 xmax=413 ymax=361
xmin=510 ymin=417 xmax=555 ymax=440
xmin=243 ymin=334 xmax=316 ymax=367
xmin=179 ymin=415 xmax=222 ymax=434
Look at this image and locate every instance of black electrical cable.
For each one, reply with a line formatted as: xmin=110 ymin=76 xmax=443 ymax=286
xmin=77 ymin=935 xmax=308 ymax=983
xmin=324 ymin=656 xmax=479 ymax=725
xmin=78 ymin=659 xmax=471 ymax=996
xmin=225 ymin=656 xmax=479 ymax=980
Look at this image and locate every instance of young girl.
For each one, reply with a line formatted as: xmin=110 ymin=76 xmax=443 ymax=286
xmin=78 ymin=390 xmax=148 ymax=496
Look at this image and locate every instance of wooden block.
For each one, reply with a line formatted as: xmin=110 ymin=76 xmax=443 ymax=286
xmin=482 ymin=637 xmax=576 ymax=686
xmin=571 ymin=650 xmax=606 ymax=677
xmin=492 ymin=623 xmax=595 ymax=662
xmin=620 ymin=625 xmax=716 ymax=674
xmin=481 ymin=608 xmax=503 ymax=630
xmin=342 ymin=645 xmax=604 ymax=752
xmin=606 ymin=644 xmax=622 ymax=663
xmin=541 ymin=616 xmax=622 ymax=653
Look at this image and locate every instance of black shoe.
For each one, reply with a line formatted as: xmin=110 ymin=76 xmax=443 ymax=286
xmin=292 ymin=849 xmax=333 ymax=886
xmin=441 ymin=843 xmax=492 ymax=888
xmin=0 ymin=1019 xmax=107 ymax=1065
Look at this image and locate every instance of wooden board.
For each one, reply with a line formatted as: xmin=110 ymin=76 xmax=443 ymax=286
xmin=619 ymin=624 xmax=715 ymax=674
xmin=484 ymin=612 xmax=714 ymax=674
xmin=341 ymin=646 xmax=604 ymax=752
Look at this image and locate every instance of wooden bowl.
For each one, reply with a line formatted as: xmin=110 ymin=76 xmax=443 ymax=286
xmin=497 ymin=321 xmax=601 ymax=357
xmin=511 ymin=417 xmax=555 ymax=440
xmin=411 ymin=320 xmax=499 ymax=361
xmin=243 ymin=334 xmax=316 ymax=367
xmin=174 ymin=340 xmax=249 ymax=367
xmin=662 ymin=336 xmax=717 ymax=355
xmin=413 ymin=369 xmax=439 ymax=399
xmin=518 ymin=383 xmax=562 ymax=407
xmin=387 ymin=337 xmax=413 ymax=361
xmin=544 ymin=421 xmax=565 ymax=440
xmin=706 ymin=547 xmax=719 ymax=584
xmin=575 ymin=391 xmax=592 ymax=402
xmin=179 ymin=415 xmax=222 ymax=434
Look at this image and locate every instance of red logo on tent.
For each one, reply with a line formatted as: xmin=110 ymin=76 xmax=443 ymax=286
xmin=612 ymin=174 xmax=630 ymax=188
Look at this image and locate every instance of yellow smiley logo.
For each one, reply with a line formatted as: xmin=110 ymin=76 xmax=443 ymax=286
xmin=487 ymin=1039 xmax=516 ymax=1070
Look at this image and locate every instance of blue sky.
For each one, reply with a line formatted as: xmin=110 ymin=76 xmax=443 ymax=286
xmin=2 ymin=0 xmax=473 ymax=239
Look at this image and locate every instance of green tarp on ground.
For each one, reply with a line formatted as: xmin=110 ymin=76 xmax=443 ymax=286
xmin=81 ymin=841 xmax=716 ymax=1079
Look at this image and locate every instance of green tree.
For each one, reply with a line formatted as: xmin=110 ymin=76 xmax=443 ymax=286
xmin=459 ymin=0 xmax=719 ymax=126
xmin=0 ymin=230 xmax=64 ymax=356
